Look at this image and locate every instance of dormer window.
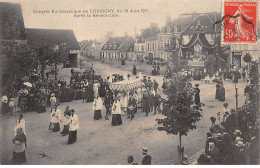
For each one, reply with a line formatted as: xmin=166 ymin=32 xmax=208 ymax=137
xmin=113 ymin=44 xmax=117 ymax=49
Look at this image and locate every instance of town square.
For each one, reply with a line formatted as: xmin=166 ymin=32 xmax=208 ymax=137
xmin=0 ymin=0 xmax=259 ymax=165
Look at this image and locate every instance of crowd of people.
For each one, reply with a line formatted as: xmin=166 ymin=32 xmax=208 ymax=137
xmin=2 ymin=60 xmax=258 ymax=165
xmin=198 ymin=62 xmax=259 ymax=165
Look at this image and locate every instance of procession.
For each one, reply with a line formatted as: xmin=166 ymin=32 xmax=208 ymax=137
xmin=0 ymin=0 xmax=259 ymax=165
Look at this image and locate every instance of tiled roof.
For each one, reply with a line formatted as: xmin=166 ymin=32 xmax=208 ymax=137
xmin=101 ymin=36 xmax=134 ymax=53
xmin=25 ymin=28 xmax=80 ymax=50
xmin=0 ymin=2 xmax=26 ymax=40
xmin=166 ymin=13 xmax=221 ymax=35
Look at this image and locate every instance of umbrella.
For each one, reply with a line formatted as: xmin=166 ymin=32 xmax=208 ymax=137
xmin=21 ymin=76 xmax=29 ymax=82
xmin=212 ymin=78 xmax=222 ymax=84
xmin=23 ymin=82 xmax=32 ymax=87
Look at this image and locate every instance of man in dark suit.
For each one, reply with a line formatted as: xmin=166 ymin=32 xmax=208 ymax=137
xmin=127 ymin=155 xmax=138 ymax=165
xmin=141 ymin=147 xmax=152 ymax=165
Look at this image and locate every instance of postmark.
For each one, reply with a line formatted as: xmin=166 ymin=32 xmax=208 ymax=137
xmin=220 ymin=1 xmax=258 ymax=43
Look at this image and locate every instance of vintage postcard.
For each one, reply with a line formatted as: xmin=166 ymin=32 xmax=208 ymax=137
xmin=0 ymin=0 xmax=259 ymax=166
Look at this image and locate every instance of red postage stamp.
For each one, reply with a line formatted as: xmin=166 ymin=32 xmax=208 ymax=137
xmin=223 ymin=1 xmax=258 ymax=43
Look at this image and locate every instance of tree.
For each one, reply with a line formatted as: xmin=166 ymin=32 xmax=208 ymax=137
xmin=0 ymin=42 xmax=37 ymax=96
xmin=243 ymin=52 xmax=252 ymax=70
xmin=168 ymin=35 xmax=181 ymax=73
xmin=36 ymin=43 xmax=69 ymax=80
xmin=49 ymin=43 xmax=69 ymax=80
xmin=215 ymin=35 xmax=230 ymax=70
xmin=156 ymin=74 xmax=203 ymax=164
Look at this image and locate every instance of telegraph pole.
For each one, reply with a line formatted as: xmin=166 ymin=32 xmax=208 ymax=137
xmin=235 ymin=82 xmax=239 ymax=128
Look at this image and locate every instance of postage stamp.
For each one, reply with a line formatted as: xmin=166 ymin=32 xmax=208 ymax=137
xmin=222 ymin=1 xmax=258 ymax=43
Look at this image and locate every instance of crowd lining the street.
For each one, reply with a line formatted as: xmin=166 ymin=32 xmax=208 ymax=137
xmin=1 ymin=62 xmax=259 ymax=165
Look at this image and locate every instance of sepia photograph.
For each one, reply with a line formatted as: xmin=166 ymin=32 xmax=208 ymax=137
xmin=0 ymin=0 xmax=259 ymax=165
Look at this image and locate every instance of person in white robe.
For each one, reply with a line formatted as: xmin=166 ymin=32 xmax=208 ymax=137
xmin=49 ymin=104 xmax=61 ymax=132
xmin=93 ymin=81 xmax=100 ymax=98
xmin=68 ymin=109 xmax=79 ymax=144
xmin=111 ymin=96 xmax=123 ymax=126
xmin=14 ymin=114 xmax=26 ymax=136
xmin=93 ymin=94 xmax=103 ymax=120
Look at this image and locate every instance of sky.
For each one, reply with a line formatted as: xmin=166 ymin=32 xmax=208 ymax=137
xmin=2 ymin=0 xmax=223 ymax=41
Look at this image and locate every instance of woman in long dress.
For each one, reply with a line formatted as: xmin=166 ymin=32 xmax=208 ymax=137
xmin=49 ymin=104 xmax=61 ymax=132
xmin=93 ymin=95 xmax=103 ymax=120
xmin=12 ymin=128 xmax=27 ymax=164
xmin=194 ymin=84 xmax=200 ymax=106
xmin=67 ymin=109 xmax=79 ymax=144
xmin=111 ymin=96 xmax=123 ymax=126
xmin=50 ymin=93 xmax=57 ymax=112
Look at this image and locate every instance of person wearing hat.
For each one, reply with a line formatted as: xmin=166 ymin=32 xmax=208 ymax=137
xmin=103 ymin=90 xmax=113 ymax=118
xmin=153 ymin=92 xmax=161 ymax=114
xmin=127 ymin=93 xmax=137 ymax=120
xmin=222 ymin=103 xmax=229 ymax=122
xmin=127 ymin=155 xmax=138 ymax=165
xmin=142 ymin=90 xmax=150 ymax=116
xmin=49 ymin=104 xmax=61 ymax=132
xmin=111 ymin=95 xmax=122 ymax=126
xmin=61 ymin=105 xmax=71 ymax=136
xmin=93 ymin=94 xmax=103 ymax=120
xmin=205 ymin=132 xmax=217 ymax=154
xmin=67 ymin=109 xmax=79 ymax=144
xmin=194 ymin=84 xmax=200 ymax=106
xmin=50 ymin=93 xmax=57 ymax=112
xmin=207 ymin=142 xmax=220 ymax=165
xmin=14 ymin=114 xmax=26 ymax=136
xmin=12 ymin=128 xmax=27 ymax=164
xmin=141 ymin=147 xmax=152 ymax=165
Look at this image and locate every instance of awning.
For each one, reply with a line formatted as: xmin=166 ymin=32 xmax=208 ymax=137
xmin=110 ymin=78 xmax=144 ymax=91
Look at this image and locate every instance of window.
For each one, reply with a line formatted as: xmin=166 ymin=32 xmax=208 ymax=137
xmin=147 ymin=43 xmax=150 ymax=50
xmin=167 ymin=40 xmax=170 ymax=46
xmin=141 ymin=45 xmax=144 ymax=51
xmin=152 ymin=42 xmax=155 ymax=50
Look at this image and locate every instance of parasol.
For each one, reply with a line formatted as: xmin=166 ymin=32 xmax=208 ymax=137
xmin=23 ymin=82 xmax=32 ymax=87
xmin=21 ymin=76 xmax=29 ymax=82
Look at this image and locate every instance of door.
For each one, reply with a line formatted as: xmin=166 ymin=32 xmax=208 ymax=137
xmin=68 ymin=54 xmax=78 ymax=68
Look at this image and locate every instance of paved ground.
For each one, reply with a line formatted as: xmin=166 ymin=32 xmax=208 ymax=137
xmin=0 ymin=61 xmax=247 ymax=165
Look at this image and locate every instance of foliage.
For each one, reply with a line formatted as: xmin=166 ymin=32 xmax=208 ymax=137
xmin=215 ymin=35 xmax=230 ymax=69
xmin=168 ymin=35 xmax=181 ymax=73
xmin=243 ymin=52 xmax=252 ymax=63
xmin=0 ymin=42 xmax=37 ymax=94
xmin=156 ymin=74 xmax=202 ymax=136
xmin=35 ymin=43 xmax=69 ymax=79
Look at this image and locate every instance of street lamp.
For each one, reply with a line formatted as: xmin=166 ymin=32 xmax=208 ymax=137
xmin=234 ymin=75 xmax=239 ymax=128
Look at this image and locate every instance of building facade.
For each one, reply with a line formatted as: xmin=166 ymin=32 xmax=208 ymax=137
xmin=134 ymin=39 xmax=146 ymax=62
xmin=157 ymin=27 xmax=173 ymax=60
xmin=101 ymin=36 xmax=134 ymax=60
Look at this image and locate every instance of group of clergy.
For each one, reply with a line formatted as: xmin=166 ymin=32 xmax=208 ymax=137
xmin=48 ymin=104 xmax=79 ymax=144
